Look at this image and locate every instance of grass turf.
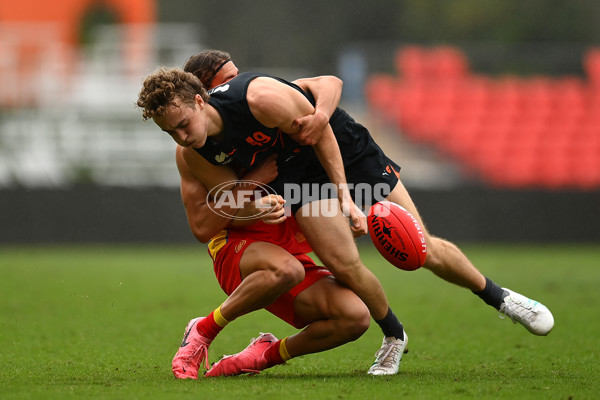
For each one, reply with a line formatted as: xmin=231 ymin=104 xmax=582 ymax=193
xmin=1 ymin=243 xmax=599 ymax=399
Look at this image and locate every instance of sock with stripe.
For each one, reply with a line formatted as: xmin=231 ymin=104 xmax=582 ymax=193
xmin=263 ymin=337 xmax=291 ymax=368
xmin=196 ymin=304 xmax=229 ymax=340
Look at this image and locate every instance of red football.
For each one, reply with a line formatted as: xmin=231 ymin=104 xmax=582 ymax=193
xmin=367 ymin=201 xmax=427 ymax=271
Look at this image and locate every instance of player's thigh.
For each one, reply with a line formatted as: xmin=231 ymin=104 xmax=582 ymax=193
xmin=238 ymin=241 xmax=304 ymax=281
xmin=294 ymin=199 xmax=360 ymax=265
xmin=293 ymin=276 xmax=369 ymax=323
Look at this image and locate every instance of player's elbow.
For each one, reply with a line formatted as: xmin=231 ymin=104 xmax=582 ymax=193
xmin=323 ymin=75 xmax=343 ymax=91
xmin=193 ymin=232 xmax=211 ymax=244
xmin=190 ymin=225 xmax=214 ymax=243
xmin=334 ymin=75 xmax=343 ymax=89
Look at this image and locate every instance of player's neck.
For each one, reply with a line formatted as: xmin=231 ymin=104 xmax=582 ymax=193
xmin=205 ymin=105 xmax=224 ymax=138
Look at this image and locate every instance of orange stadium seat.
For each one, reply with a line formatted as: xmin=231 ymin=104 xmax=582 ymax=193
xmin=429 ymin=46 xmax=469 ymax=80
xmin=584 ymin=48 xmax=600 ymax=86
xmin=365 ymin=74 xmax=399 ymax=121
xmin=365 ymin=45 xmax=600 ymax=189
xmin=395 ymin=46 xmax=430 ymax=80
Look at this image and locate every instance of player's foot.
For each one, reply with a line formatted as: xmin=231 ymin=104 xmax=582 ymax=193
xmin=172 ymin=317 xmax=212 ymax=379
xmin=205 ymin=332 xmax=278 ymax=377
xmin=367 ymin=332 xmax=408 ymax=376
xmin=499 ymin=288 xmax=554 ymax=336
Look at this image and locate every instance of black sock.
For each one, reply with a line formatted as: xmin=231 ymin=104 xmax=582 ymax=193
xmin=472 ymin=277 xmax=507 ymax=310
xmin=374 ymin=307 xmax=404 ymax=340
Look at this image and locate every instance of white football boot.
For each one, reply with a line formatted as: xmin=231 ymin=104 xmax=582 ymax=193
xmin=367 ymin=332 xmax=408 ymax=375
xmin=499 ymin=288 xmax=554 ymax=335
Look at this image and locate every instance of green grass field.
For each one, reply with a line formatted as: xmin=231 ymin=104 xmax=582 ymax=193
xmin=1 ymin=243 xmax=599 ymax=399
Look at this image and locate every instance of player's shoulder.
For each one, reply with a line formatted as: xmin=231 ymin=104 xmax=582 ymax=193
xmin=243 ymin=79 xmax=277 ymax=110
xmin=175 ymin=145 xmax=187 ymax=168
xmin=247 ymin=74 xmax=295 ymax=104
xmin=212 ymin=72 xmax=266 ymax=89
xmin=208 ymin=72 xmax=271 ymax=104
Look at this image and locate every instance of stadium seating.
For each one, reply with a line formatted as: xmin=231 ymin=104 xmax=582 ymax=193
xmin=365 ymin=46 xmax=600 ymax=189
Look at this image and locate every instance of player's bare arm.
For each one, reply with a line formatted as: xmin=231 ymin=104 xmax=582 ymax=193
xmin=177 ymin=147 xmax=281 ymax=242
xmin=234 ymin=155 xmax=286 ymax=224
xmin=177 ymin=146 xmax=238 ymax=242
xmin=291 ymin=75 xmax=343 ymax=145
xmin=247 ymin=77 xmax=366 ymax=234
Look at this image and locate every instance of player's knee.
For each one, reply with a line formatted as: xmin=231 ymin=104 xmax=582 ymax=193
xmin=337 ymin=297 xmax=370 ymax=341
xmin=321 ymin=253 xmax=364 ymax=281
xmin=271 ymin=257 xmax=305 ymax=290
xmin=351 ymin=302 xmax=371 ymax=337
xmin=336 ymin=262 xmax=368 ymax=289
xmin=344 ymin=309 xmax=370 ymax=341
xmin=422 ymin=236 xmax=455 ymax=270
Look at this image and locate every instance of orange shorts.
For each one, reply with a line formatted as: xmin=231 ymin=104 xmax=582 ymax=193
xmin=208 ymin=219 xmax=332 ymax=329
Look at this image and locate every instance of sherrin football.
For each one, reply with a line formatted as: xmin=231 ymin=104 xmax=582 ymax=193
xmin=367 ymin=201 xmax=427 ymax=271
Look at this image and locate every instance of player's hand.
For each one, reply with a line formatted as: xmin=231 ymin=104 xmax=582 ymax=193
xmin=255 ymin=194 xmax=287 ymax=224
xmin=339 ymin=191 xmax=367 ymax=237
xmin=244 ymin=154 xmax=278 ymax=184
xmin=349 ymin=204 xmax=368 ymax=237
xmin=289 ymin=111 xmax=328 ymax=146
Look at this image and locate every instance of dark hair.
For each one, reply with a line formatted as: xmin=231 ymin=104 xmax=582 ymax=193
xmin=184 ymin=50 xmax=231 ymax=87
xmin=137 ymin=67 xmax=208 ymax=121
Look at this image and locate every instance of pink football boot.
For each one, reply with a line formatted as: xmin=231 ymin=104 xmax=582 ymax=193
xmin=205 ymin=333 xmax=278 ymax=377
xmin=172 ymin=317 xmax=212 ymax=379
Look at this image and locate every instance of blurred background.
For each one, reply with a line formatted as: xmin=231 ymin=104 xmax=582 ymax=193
xmin=1 ymin=0 xmax=599 ymax=244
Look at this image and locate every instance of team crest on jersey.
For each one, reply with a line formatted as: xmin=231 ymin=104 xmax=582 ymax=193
xmin=235 ymin=240 xmax=247 ymax=253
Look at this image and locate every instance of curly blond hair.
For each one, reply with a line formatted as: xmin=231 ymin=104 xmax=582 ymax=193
xmin=137 ymin=67 xmax=209 ymax=121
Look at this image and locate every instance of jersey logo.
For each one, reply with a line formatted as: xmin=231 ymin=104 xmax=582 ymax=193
xmin=215 ymin=152 xmax=233 ymax=164
xmin=209 ymin=84 xmax=230 ymax=95
xmin=235 ymin=240 xmax=247 ymax=253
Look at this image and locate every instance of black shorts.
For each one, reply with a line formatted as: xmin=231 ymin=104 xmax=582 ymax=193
xmin=270 ymin=115 xmax=401 ymax=214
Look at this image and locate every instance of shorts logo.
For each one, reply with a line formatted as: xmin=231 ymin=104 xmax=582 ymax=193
xmin=295 ymin=232 xmax=306 ymax=243
xmin=235 ymin=240 xmax=247 ymax=253
xmin=382 ymin=164 xmax=400 ymax=178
